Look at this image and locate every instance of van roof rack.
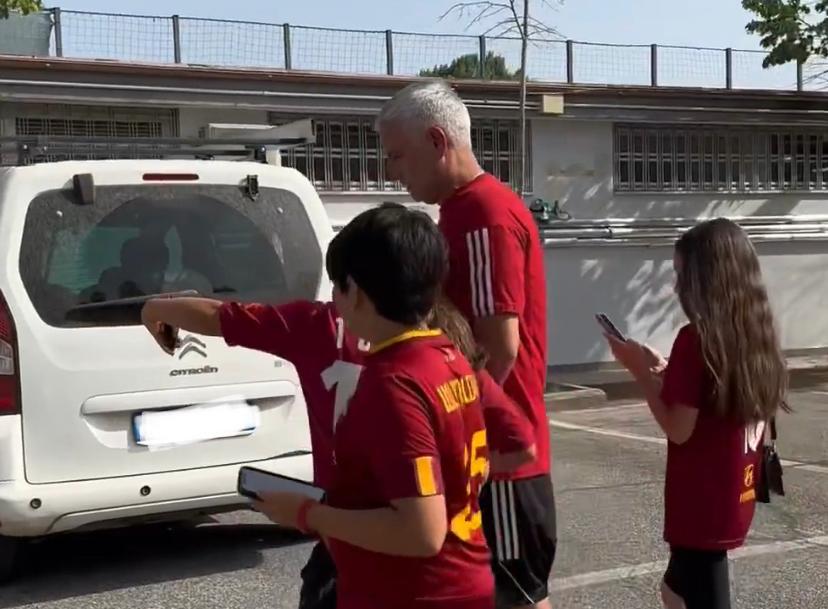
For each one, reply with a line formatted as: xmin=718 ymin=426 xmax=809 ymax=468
xmin=0 ymin=120 xmax=316 ymax=167
xmin=0 ymin=135 xmax=310 ymax=166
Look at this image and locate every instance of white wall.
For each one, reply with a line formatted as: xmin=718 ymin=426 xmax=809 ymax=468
xmin=531 ymin=119 xmax=828 ymax=366
xmin=530 ymin=119 xmax=828 ymax=220
xmin=169 ymin=107 xmax=828 ymax=368
xmin=544 ymin=244 xmax=679 ymax=367
xmin=319 ymin=192 xmax=435 ymax=229
xmin=544 ymin=239 xmax=828 ymax=367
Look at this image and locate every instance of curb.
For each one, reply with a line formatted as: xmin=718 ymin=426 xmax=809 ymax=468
xmin=549 ymin=356 xmax=828 ymax=402
xmin=544 ymin=382 xmax=607 ymax=412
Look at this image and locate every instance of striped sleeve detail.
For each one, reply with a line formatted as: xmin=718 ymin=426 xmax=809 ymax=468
xmin=490 ymin=480 xmax=521 ymax=561
xmin=465 ymin=228 xmax=495 ymax=317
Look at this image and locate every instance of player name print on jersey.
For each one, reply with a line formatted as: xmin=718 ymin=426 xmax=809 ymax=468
xmin=436 ymin=374 xmax=480 ymax=414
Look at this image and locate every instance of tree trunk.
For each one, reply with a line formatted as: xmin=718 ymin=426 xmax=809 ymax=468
xmin=519 ymin=0 xmax=529 ymax=197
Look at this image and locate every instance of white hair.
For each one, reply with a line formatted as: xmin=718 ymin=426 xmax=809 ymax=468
xmin=375 ymin=80 xmax=472 ymax=149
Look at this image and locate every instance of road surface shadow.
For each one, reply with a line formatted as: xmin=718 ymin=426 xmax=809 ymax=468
xmin=0 ymin=518 xmax=309 ymax=607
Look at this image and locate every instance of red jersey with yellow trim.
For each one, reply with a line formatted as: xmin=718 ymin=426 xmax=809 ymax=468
xmin=219 ymin=300 xmax=367 ymax=490
xmin=660 ymin=324 xmax=764 ymax=551
xmin=219 ymin=300 xmax=529 ymax=490
xmin=439 ymin=173 xmax=549 ymax=480
xmin=326 ymin=330 xmax=494 ymax=609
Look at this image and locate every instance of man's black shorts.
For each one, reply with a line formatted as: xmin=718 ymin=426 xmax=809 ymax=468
xmin=298 ymin=540 xmax=337 ymax=609
xmin=479 ymin=475 xmax=557 ymax=608
xmin=663 ymin=546 xmax=731 ymax=609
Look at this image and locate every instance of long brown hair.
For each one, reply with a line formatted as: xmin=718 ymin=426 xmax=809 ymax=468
xmin=674 ymin=218 xmax=789 ymax=423
xmin=427 ymin=297 xmax=488 ymax=371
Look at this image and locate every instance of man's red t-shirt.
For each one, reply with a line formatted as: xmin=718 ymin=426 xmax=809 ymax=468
xmin=660 ymin=324 xmax=764 ymax=551
xmin=439 ymin=173 xmax=549 ymax=480
xmin=326 ymin=330 xmax=494 ymax=609
xmin=476 ymin=369 xmax=533 ymax=454
xmin=218 ymin=300 xmax=367 ymax=490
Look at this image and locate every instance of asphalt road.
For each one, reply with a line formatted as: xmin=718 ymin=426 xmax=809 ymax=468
xmin=1 ymin=384 xmax=826 ymax=609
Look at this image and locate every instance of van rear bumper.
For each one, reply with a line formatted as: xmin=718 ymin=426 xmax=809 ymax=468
xmin=0 ymin=452 xmax=313 ymax=537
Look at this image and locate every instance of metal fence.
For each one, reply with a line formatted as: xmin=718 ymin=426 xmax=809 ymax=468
xmin=1 ymin=8 xmax=816 ymax=91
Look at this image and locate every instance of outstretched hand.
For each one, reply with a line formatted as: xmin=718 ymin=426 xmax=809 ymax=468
xmin=141 ymin=302 xmax=180 ymax=355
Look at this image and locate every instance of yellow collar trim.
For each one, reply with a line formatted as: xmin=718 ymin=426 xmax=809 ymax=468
xmin=369 ymin=329 xmax=442 ymax=354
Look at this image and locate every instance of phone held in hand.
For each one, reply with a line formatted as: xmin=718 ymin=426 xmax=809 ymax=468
xmin=237 ymin=466 xmax=324 ymax=502
xmin=595 ymin=313 xmax=627 ymax=342
xmin=160 ymin=323 xmax=180 ymax=352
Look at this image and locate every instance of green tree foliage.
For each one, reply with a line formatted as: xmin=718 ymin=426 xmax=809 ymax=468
xmin=0 ymin=0 xmax=42 ymax=19
xmin=743 ymin=0 xmax=828 ymax=67
xmin=420 ymin=51 xmax=519 ymax=80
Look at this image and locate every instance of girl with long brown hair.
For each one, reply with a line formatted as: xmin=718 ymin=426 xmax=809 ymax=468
xmin=605 ymin=218 xmax=788 ymax=609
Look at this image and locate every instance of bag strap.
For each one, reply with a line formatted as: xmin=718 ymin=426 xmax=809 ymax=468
xmin=770 ymin=417 xmax=778 ymax=442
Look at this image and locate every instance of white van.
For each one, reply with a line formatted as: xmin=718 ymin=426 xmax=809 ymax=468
xmin=0 ymin=154 xmax=333 ymax=578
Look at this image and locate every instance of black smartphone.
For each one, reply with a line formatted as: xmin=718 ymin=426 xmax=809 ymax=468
xmin=159 ymin=322 xmax=180 ymax=352
xmin=595 ymin=313 xmax=627 ymax=341
xmin=237 ymin=466 xmax=325 ymax=502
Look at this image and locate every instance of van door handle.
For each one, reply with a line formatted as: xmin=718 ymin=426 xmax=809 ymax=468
xmin=81 ymin=380 xmax=297 ymax=415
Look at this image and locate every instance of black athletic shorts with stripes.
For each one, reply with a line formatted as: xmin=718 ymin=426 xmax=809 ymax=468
xmin=479 ymin=475 xmax=557 ymax=608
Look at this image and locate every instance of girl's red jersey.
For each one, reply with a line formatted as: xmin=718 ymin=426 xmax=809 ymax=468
xmin=660 ymin=324 xmax=764 ymax=551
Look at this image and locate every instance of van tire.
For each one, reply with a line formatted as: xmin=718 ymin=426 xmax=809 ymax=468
xmin=0 ymin=536 xmax=20 ymax=582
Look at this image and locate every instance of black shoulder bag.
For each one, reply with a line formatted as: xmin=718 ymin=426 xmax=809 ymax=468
xmin=756 ymin=418 xmax=785 ymax=504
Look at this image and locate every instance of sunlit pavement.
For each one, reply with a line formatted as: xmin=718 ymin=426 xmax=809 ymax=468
xmin=1 ymin=385 xmax=826 ymax=609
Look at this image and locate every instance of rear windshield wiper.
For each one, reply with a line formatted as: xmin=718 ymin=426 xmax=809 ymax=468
xmin=65 ymin=290 xmax=200 ymax=324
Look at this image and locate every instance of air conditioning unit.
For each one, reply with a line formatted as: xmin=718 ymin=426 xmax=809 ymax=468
xmin=198 ymin=119 xmax=315 ymax=165
xmin=201 ymin=119 xmax=314 ymax=142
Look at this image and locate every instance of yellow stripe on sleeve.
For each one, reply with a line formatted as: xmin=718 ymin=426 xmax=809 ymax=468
xmin=414 ymin=456 xmax=438 ymax=496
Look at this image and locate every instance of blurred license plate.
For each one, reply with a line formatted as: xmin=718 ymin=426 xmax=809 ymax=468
xmin=133 ymin=400 xmax=260 ymax=448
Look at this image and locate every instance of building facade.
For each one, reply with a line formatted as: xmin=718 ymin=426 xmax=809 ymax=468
xmin=2 ymin=55 xmax=827 ymax=380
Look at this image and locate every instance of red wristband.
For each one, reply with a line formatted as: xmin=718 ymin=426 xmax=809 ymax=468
xmin=296 ymin=499 xmax=317 ymax=535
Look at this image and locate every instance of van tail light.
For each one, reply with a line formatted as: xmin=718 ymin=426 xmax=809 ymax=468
xmin=0 ymin=291 xmax=20 ymax=415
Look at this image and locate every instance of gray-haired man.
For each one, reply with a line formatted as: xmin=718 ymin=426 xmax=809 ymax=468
xmin=376 ymin=80 xmax=557 ymax=609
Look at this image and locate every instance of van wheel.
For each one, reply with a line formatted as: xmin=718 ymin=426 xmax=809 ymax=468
xmin=0 ymin=536 xmax=20 ymax=582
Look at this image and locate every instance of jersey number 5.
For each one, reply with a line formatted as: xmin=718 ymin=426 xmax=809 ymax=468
xmin=450 ymin=429 xmax=489 ymax=541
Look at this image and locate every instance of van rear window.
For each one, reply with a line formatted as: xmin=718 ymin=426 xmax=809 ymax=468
xmin=19 ymin=184 xmax=323 ymax=327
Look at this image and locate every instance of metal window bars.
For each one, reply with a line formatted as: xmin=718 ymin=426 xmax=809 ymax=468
xmin=614 ymin=125 xmax=828 ymax=194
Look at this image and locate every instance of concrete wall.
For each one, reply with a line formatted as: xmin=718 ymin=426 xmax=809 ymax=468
xmin=530 ymin=119 xmax=828 ymax=220
xmin=544 ymin=244 xmax=678 ymax=367
xmin=533 ymin=119 xmax=828 ymax=367
xmin=544 ymin=239 xmax=828 ymax=367
xmin=11 ymin=101 xmax=824 ymax=369
xmin=319 ymin=192 xmax=436 ymax=228
xmin=174 ymin=109 xmax=828 ymax=366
